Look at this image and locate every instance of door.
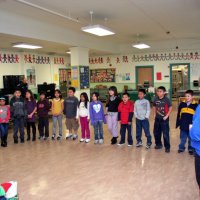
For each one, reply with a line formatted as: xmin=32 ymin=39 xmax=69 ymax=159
xmin=136 ymin=66 xmax=154 ymax=89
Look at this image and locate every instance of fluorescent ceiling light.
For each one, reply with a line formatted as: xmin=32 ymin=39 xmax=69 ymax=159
xmin=12 ymin=43 xmax=43 ymax=49
xmin=81 ymin=24 xmax=115 ymax=36
xmin=66 ymin=51 xmax=71 ymax=54
xmin=132 ymin=43 xmax=150 ymax=49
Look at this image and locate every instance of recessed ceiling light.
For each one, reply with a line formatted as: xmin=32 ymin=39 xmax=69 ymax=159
xmin=12 ymin=43 xmax=43 ymax=49
xmin=132 ymin=43 xmax=150 ymax=49
xmin=81 ymin=24 xmax=115 ymax=37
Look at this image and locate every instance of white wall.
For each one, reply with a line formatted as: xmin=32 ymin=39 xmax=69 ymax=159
xmin=0 ymin=51 xmax=70 ymax=93
xmin=89 ymin=51 xmax=200 ymax=92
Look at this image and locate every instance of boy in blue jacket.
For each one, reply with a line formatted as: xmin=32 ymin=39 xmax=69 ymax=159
xmin=190 ymin=104 xmax=200 ymax=190
xmin=176 ymin=90 xmax=198 ymax=154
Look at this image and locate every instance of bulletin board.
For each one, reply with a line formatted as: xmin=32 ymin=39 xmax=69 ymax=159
xmin=90 ymin=68 xmax=116 ymax=83
xmin=80 ymin=66 xmax=90 ymax=89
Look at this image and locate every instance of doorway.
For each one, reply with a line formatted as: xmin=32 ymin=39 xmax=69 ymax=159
xmin=136 ymin=66 xmax=154 ymax=89
xmin=170 ymin=63 xmax=190 ymax=99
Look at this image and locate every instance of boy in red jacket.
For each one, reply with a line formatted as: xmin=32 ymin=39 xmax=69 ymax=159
xmin=118 ymin=93 xmax=134 ymax=146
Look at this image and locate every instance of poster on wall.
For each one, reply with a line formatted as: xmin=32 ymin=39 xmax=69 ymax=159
xmin=80 ymin=66 xmax=90 ymax=89
xmin=156 ymin=72 xmax=162 ymax=80
xmin=71 ymin=66 xmax=79 ymax=88
xmin=90 ymin=68 xmax=116 ymax=83
xmin=26 ymin=67 xmax=36 ymax=87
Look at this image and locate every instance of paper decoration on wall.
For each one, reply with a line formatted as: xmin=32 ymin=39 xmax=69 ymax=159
xmin=80 ymin=66 xmax=90 ymax=89
xmin=0 ymin=54 xmax=20 ymax=63
xmin=132 ymin=52 xmax=200 ymax=62
xmin=116 ymin=57 xmax=120 ymax=63
xmin=26 ymin=68 xmax=36 ymax=87
xmin=24 ymin=54 xmax=50 ymax=64
xmin=89 ymin=57 xmax=104 ymax=64
xmin=90 ymin=51 xmax=200 ymax=65
xmin=156 ymin=72 xmax=162 ymax=81
xmin=106 ymin=57 xmax=111 ymax=63
xmin=123 ymin=56 xmax=128 ymax=63
xmin=54 ymin=57 xmax=65 ymax=65
xmin=90 ymin=68 xmax=116 ymax=83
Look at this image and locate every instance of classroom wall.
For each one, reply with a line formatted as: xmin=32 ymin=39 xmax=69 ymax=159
xmin=0 ymin=50 xmax=70 ymax=94
xmin=89 ymin=51 xmax=200 ymax=92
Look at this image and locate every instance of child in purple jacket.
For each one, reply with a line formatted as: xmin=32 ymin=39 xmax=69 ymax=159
xmin=25 ymin=90 xmax=37 ymax=141
xmin=90 ymin=92 xmax=106 ymax=144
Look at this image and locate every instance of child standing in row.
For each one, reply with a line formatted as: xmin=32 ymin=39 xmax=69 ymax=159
xmin=90 ymin=92 xmax=106 ymax=144
xmin=190 ymin=105 xmax=200 ymax=192
xmin=153 ymin=86 xmax=172 ymax=153
xmin=77 ymin=92 xmax=90 ymax=143
xmin=37 ymin=92 xmax=51 ymax=140
xmin=134 ymin=89 xmax=152 ymax=149
xmin=0 ymin=97 xmax=10 ymax=147
xmin=10 ymin=89 xmax=27 ymax=144
xmin=64 ymin=87 xmax=79 ymax=140
xmin=176 ymin=90 xmax=198 ymax=154
xmin=106 ymin=86 xmax=121 ymax=145
xmin=51 ymin=89 xmax=64 ymax=140
xmin=25 ymin=90 xmax=37 ymax=141
xmin=118 ymin=93 xmax=134 ymax=146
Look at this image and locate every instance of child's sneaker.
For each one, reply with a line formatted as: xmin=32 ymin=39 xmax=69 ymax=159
xmin=85 ymin=139 xmax=90 ymax=143
xmin=155 ymin=145 xmax=163 ymax=149
xmin=66 ymin=133 xmax=73 ymax=140
xmin=136 ymin=141 xmax=143 ymax=147
xmin=44 ymin=137 xmax=49 ymax=140
xmin=80 ymin=138 xmax=85 ymax=142
xmin=57 ymin=135 xmax=62 ymax=140
xmin=52 ymin=135 xmax=56 ymax=140
xmin=178 ymin=149 xmax=184 ymax=153
xmin=128 ymin=143 xmax=133 ymax=147
xmin=117 ymin=142 xmax=125 ymax=146
xmin=14 ymin=139 xmax=18 ymax=144
xmin=99 ymin=139 xmax=104 ymax=144
xmin=38 ymin=136 xmax=44 ymax=140
xmin=94 ymin=140 xmax=99 ymax=144
xmin=72 ymin=134 xmax=78 ymax=140
xmin=165 ymin=148 xmax=170 ymax=153
xmin=146 ymin=143 xmax=152 ymax=149
xmin=188 ymin=150 xmax=194 ymax=155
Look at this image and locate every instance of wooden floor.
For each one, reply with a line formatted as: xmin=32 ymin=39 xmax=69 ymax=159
xmin=0 ymin=103 xmax=199 ymax=200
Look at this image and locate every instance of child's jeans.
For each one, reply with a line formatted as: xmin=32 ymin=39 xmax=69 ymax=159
xmin=120 ymin=124 xmax=133 ymax=145
xmin=179 ymin=130 xmax=193 ymax=151
xmin=195 ymin=153 xmax=200 ymax=188
xmin=0 ymin=123 xmax=8 ymax=139
xmin=80 ymin=117 xmax=90 ymax=139
xmin=153 ymin=117 xmax=170 ymax=149
xmin=52 ymin=115 xmax=63 ymax=136
xmin=93 ymin=120 xmax=103 ymax=140
xmin=38 ymin=116 xmax=49 ymax=137
xmin=13 ymin=117 xmax=25 ymax=140
xmin=107 ymin=112 xmax=118 ymax=137
xmin=136 ymin=118 xmax=152 ymax=145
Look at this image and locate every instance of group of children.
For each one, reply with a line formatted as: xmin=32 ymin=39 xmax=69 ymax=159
xmin=2 ymin=84 xmax=200 ymax=190
xmin=0 ymin=85 xmax=199 ymax=155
